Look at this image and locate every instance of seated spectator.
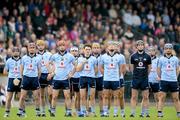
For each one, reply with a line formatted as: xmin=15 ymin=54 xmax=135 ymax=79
xmin=108 ymin=5 xmax=118 ymax=19
xmin=147 ymin=11 xmax=155 ymax=23
xmin=123 ymin=8 xmax=133 ymax=26
xmin=132 ymin=10 xmax=141 ymax=27
xmin=162 ymin=9 xmax=171 ymax=26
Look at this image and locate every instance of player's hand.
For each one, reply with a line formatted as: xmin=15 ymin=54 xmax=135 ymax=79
xmin=47 ymin=73 xmax=53 ymax=81
xmin=68 ymin=72 xmax=73 ymax=79
xmin=156 ymin=76 xmax=161 ymax=81
xmin=83 ymin=59 xmax=88 ymax=64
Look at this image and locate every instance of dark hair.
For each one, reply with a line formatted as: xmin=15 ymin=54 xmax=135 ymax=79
xmin=83 ymin=44 xmax=92 ymax=49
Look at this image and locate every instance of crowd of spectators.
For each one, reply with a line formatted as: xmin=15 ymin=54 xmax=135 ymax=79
xmin=0 ymin=0 xmax=179 ymax=73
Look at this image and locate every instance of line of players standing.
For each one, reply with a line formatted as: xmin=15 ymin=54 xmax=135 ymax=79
xmin=3 ymin=39 xmax=180 ymax=118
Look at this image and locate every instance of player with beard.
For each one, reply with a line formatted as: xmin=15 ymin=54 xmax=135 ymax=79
xmin=157 ymin=43 xmax=180 ymax=118
xmin=92 ymin=43 xmax=104 ymax=116
xmin=48 ymin=40 xmax=75 ymax=117
xmin=36 ymin=40 xmax=52 ymax=117
xmin=3 ymin=47 xmax=22 ymax=117
xmin=130 ymin=40 xmax=151 ymax=117
xmin=100 ymin=41 xmax=124 ymax=117
xmin=17 ymin=42 xmax=41 ymax=117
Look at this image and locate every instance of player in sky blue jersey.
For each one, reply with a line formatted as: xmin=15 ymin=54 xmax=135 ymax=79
xmin=92 ymin=42 xmax=104 ymax=116
xmin=17 ymin=42 xmax=41 ymax=117
xmin=76 ymin=44 xmax=98 ymax=117
xmin=48 ymin=40 xmax=75 ymax=117
xmin=99 ymin=41 xmax=124 ymax=117
xmin=157 ymin=43 xmax=180 ymax=118
xmin=69 ymin=46 xmax=80 ymax=116
xmin=114 ymin=42 xmax=126 ymax=117
xmin=130 ymin=40 xmax=151 ymax=118
xmin=148 ymin=46 xmax=160 ymax=107
xmin=36 ymin=40 xmax=52 ymax=117
xmin=3 ymin=47 xmax=22 ymax=117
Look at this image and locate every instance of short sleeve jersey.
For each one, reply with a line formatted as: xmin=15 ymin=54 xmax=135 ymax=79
xmin=78 ymin=56 xmax=97 ymax=78
xmin=130 ymin=52 xmax=151 ymax=80
xmin=4 ymin=58 xmax=22 ymax=78
xmin=50 ymin=52 xmax=75 ymax=80
xmin=158 ymin=55 xmax=179 ymax=82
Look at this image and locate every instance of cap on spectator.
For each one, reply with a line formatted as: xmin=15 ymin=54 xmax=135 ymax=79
xmin=70 ymin=46 xmax=78 ymax=51
xmin=164 ymin=43 xmax=173 ymax=49
xmin=136 ymin=40 xmax=144 ymax=46
xmin=12 ymin=47 xmax=20 ymax=52
xmin=36 ymin=40 xmax=45 ymax=46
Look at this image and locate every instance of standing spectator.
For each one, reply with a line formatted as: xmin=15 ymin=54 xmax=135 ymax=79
xmin=31 ymin=8 xmax=45 ymax=38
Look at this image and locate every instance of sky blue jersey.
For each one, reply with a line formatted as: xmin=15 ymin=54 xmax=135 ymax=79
xmin=4 ymin=57 xmax=22 ymax=78
xmin=158 ymin=55 xmax=179 ymax=82
xmin=50 ymin=52 xmax=75 ymax=80
xmin=148 ymin=57 xmax=159 ymax=83
xmin=37 ymin=51 xmax=52 ymax=74
xmin=100 ymin=53 xmax=122 ymax=81
xmin=70 ymin=56 xmax=80 ymax=78
xmin=21 ymin=55 xmax=41 ymax=77
xmin=78 ymin=55 xmax=97 ymax=78
xmin=93 ymin=55 xmax=103 ymax=78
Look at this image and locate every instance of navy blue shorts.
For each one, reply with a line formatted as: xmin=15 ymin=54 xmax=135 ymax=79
xmin=149 ymin=82 xmax=160 ymax=93
xmin=131 ymin=79 xmax=149 ymax=91
xmin=7 ymin=78 xmax=22 ymax=92
xmin=70 ymin=78 xmax=80 ymax=92
xmin=95 ymin=77 xmax=103 ymax=91
xmin=103 ymin=81 xmax=120 ymax=90
xmin=120 ymin=79 xmax=125 ymax=87
xmin=160 ymin=80 xmax=179 ymax=93
xmin=21 ymin=76 xmax=40 ymax=90
xmin=52 ymin=80 xmax=70 ymax=90
xmin=39 ymin=73 xmax=52 ymax=88
xmin=79 ymin=77 xmax=95 ymax=89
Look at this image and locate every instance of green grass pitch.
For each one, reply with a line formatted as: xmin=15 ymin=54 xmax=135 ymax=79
xmin=0 ymin=105 xmax=179 ymax=120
